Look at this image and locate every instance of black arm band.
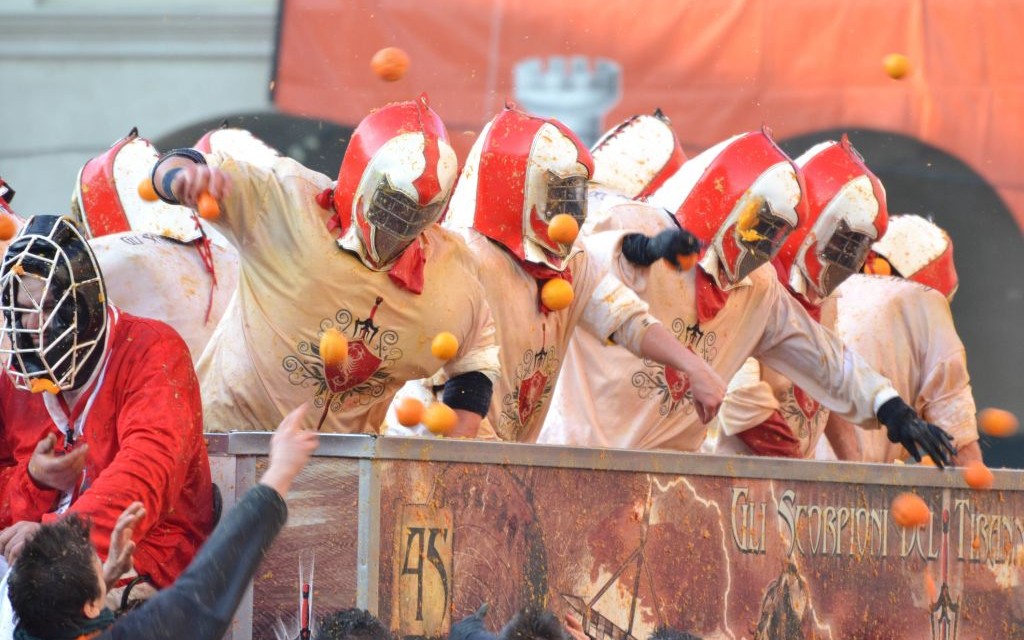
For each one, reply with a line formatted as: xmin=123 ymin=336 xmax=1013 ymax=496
xmin=151 ymin=148 xmax=208 ymax=205
xmin=621 ymin=233 xmax=657 ymax=266
xmin=442 ymin=371 xmax=493 ymax=417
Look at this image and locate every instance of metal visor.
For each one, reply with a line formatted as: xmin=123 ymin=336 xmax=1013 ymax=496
xmin=544 ymin=172 xmax=587 ymax=226
xmin=365 ymin=180 xmax=445 ymax=264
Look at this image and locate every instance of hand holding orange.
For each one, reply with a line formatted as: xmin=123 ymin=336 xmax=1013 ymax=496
xmin=197 ymin=192 xmax=220 ymax=220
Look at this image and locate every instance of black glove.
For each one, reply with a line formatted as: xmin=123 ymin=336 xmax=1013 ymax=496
xmin=877 ymin=397 xmax=956 ymax=468
xmin=450 ymin=604 xmax=496 ymax=640
xmin=621 ymin=228 xmax=701 ymax=268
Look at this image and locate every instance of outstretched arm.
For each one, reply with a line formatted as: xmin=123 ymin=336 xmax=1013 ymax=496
xmin=100 ymin=405 xmax=318 ymax=640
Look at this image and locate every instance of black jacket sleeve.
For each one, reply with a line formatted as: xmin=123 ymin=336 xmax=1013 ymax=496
xmin=99 ymin=484 xmax=288 ymax=640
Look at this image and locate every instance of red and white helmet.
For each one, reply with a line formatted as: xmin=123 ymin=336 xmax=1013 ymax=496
xmin=334 ymin=94 xmax=458 ymax=269
xmin=0 ymin=176 xmax=15 ymax=217
xmin=648 ymin=129 xmax=804 ymax=287
xmin=872 ymin=214 xmax=958 ymax=301
xmin=590 ymin=109 xmax=686 ymax=199
xmin=778 ymin=136 xmax=888 ymax=301
xmin=445 ymin=106 xmax=593 ymax=271
xmin=73 ymin=129 xmax=205 ymax=243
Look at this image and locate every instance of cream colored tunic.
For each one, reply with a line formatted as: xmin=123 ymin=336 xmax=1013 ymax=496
xmin=455 ymin=228 xmax=656 ymax=442
xmin=539 ymin=206 xmax=897 ymax=451
xmin=822 ymin=274 xmax=979 ymax=462
xmin=197 ymin=154 xmax=499 ymax=433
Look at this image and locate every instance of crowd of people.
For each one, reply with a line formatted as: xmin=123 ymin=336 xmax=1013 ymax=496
xmin=0 ymin=93 xmax=981 ymax=638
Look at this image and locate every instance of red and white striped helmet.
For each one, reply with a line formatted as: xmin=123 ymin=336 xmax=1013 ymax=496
xmin=590 ymin=109 xmax=686 ymax=199
xmin=872 ymin=214 xmax=958 ymax=301
xmin=445 ymin=106 xmax=593 ymax=271
xmin=73 ymin=129 xmax=206 ymax=243
xmin=334 ymin=94 xmax=458 ymax=269
xmin=778 ymin=136 xmax=888 ymax=300
xmin=648 ymin=129 xmax=804 ymax=286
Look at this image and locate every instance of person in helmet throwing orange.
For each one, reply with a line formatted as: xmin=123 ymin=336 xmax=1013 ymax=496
xmin=540 ymin=129 xmax=956 ymax=469
xmin=417 ymin=106 xmax=723 ymax=442
xmin=150 ymin=95 xmax=500 ymax=436
xmin=821 ymin=214 xmax=982 ymax=465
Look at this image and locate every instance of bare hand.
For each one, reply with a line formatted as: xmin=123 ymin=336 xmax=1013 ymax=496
xmin=169 ymin=164 xmax=232 ymax=209
xmin=0 ymin=521 xmax=42 ymax=564
xmin=28 ymin=433 xmax=88 ymax=491
xmin=103 ymin=502 xmax=146 ymax=589
xmin=260 ymin=404 xmax=319 ymax=498
xmin=564 ymin=613 xmax=590 ymax=640
xmin=680 ymin=356 xmax=725 ymax=424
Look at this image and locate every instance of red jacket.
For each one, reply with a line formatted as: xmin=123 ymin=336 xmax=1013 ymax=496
xmin=0 ymin=310 xmax=214 ymax=587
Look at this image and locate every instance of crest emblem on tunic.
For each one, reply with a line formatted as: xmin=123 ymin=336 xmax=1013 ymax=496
xmin=501 ymin=326 xmax=560 ymax=440
xmin=283 ymin=296 xmax=402 ymax=419
xmin=631 ymin=318 xmax=717 ymax=416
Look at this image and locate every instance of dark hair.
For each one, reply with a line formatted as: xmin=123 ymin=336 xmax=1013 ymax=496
xmin=315 ymin=608 xmax=394 ymax=640
xmin=498 ymin=608 xmax=568 ymax=640
xmin=649 ymin=627 xmax=702 ymax=640
xmin=8 ymin=515 xmax=102 ymax=638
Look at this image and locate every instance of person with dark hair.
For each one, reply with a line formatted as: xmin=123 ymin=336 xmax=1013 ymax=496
xmin=0 ymin=215 xmax=214 ymax=603
xmin=7 ymin=402 xmax=317 ymax=640
xmin=314 ymin=607 xmax=393 ymax=640
xmin=498 ymin=608 xmax=568 ymax=640
xmin=7 ymin=503 xmax=142 ymax=638
xmin=449 ymin=604 xmax=496 ymax=640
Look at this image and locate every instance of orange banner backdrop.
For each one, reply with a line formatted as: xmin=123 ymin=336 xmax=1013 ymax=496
xmin=274 ymin=0 xmax=1024 ymax=230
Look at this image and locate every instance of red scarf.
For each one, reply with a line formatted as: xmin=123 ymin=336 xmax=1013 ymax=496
xmin=695 ymin=265 xmax=730 ymax=324
xmin=322 ymin=188 xmax=426 ymax=295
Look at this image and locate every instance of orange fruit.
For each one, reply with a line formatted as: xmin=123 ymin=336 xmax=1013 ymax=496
xmin=197 ymin=192 xmax=220 ymax=220
xmin=919 ymin=455 xmax=936 ymax=467
xmin=431 ymin=332 xmax=459 ymax=360
xmin=883 ymin=53 xmax=910 ymax=80
xmin=395 ymin=397 xmax=425 ymax=427
xmin=674 ymin=253 xmax=699 ymax=271
xmin=978 ymin=407 xmax=1018 ymax=437
xmin=422 ymin=402 xmax=457 ymax=435
xmin=137 ymin=178 xmax=159 ymax=202
xmin=319 ymin=328 xmax=349 ymax=367
xmin=0 ymin=214 xmax=18 ymax=242
xmin=370 ymin=47 xmax=410 ymax=82
xmin=865 ymin=256 xmax=892 ymax=276
xmin=547 ymin=214 xmax=580 ymax=245
xmin=891 ymin=492 xmax=930 ymax=528
xmin=962 ymin=460 xmax=994 ymax=489
xmin=541 ymin=277 xmax=574 ymax=311
xmin=29 ymin=378 xmax=61 ymax=394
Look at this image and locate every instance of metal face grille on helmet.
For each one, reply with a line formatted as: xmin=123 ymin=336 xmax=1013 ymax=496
xmin=821 ymin=220 xmax=873 ymax=272
xmin=366 ymin=180 xmax=444 ymax=239
xmin=543 ymin=172 xmax=588 ymax=225
xmin=739 ymin=200 xmax=794 ymax=261
xmin=0 ymin=216 xmax=107 ymax=392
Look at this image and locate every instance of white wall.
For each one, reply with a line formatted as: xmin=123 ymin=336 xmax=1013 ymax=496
xmin=0 ymin=0 xmax=276 ymax=216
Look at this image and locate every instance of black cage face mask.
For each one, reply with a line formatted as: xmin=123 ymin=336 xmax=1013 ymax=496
xmin=0 ymin=216 xmax=107 ymax=392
